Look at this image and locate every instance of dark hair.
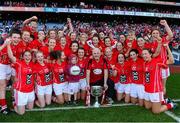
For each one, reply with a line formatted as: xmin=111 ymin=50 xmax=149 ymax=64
xmin=22 ymin=50 xmax=31 ymax=57
xmin=92 ymin=34 xmax=99 ymax=39
xmin=70 ymin=40 xmax=79 ymax=48
xmin=9 ymin=28 xmax=21 ymax=36
xmin=104 ymin=37 xmax=110 ymax=42
xmin=78 ymin=47 xmax=85 ymax=51
xmin=116 ymin=42 xmax=124 ymax=48
xmin=118 ymin=53 xmax=126 ymax=60
xmin=129 ymin=49 xmax=139 ymax=55
xmin=70 ymin=32 xmax=76 ymax=36
xmin=50 ymin=50 xmax=62 ymax=60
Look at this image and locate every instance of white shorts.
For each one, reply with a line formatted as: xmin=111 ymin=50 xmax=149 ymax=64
xmin=118 ymin=83 xmax=131 ymax=94
xmin=130 ymin=83 xmax=145 ymax=99
xmin=144 ymin=91 xmax=164 ymax=103
xmin=161 ymin=67 xmax=170 ymax=79
xmin=0 ymin=64 xmax=12 ymax=80
xmin=114 ymin=82 xmax=120 ymax=91
xmin=36 ymin=84 xmax=52 ymax=96
xmin=11 ymin=67 xmax=16 ymax=76
xmin=79 ymin=78 xmax=87 ymax=90
xmin=14 ymin=89 xmax=35 ymax=106
xmin=53 ymin=82 xmax=68 ymax=95
xmin=68 ymin=82 xmax=79 ymax=95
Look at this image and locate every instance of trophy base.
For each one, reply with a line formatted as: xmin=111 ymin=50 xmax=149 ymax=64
xmin=93 ymin=102 xmax=100 ymax=108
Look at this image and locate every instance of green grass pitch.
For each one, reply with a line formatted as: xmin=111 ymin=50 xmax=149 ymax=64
xmin=0 ymin=73 xmax=179 ymax=122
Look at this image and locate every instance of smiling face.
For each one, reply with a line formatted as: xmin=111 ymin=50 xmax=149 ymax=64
xmin=60 ymin=37 xmax=66 ymax=46
xmin=38 ymin=31 xmax=45 ymax=40
xmin=22 ymin=31 xmax=30 ymax=43
xmin=118 ymin=54 xmax=125 ymax=64
xmin=127 ymin=32 xmax=135 ymax=41
xmin=152 ymin=30 xmax=160 ymax=40
xmin=48 ymin=39 xmax=56 ymax=48
xmin=11 ymin=33 xmax=21 ymax=44
xmin=119 ymin=35 xmax=126 ymax=43
xmin=104 ymin=37 xmax=111 ymax=47
xmin=142 ymin=49 xmax=152 ymax=62
xmin=92 ymin=36 xmax=99 ymax=46
xmin=70 ymin=32 xmax=76 ymax=41
xmin=116 ymin=42 xmax=123 ymax=51
xmin=71 ymin=42 xmax=78 ymax=53
xmin=78 ymin=49 xmax=85 ymax=59
xmin=130 ymin=51 xmax=138 ymax=61
xmin=23 ymin=51 xmax=32 ymax=63
xmin=92 ymin=48 xmax=101 ymax=60
xmin=105 ymin=47 xmax=112 ymax=58
xmin=137 ymin=38 xmax=145 ymax=47
xmin=36 ymin=52 xmax=44 ymax=64
xmin=49 ymin=30 xmax=56 ymax=39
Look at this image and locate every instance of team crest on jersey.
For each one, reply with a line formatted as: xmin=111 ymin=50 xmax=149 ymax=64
xmin=59 ymin=69 xmax=63 ymax=73
xmin=44 ymin=68 xmax=49 ymax=73
xmin=93 ymin=69 xmax=102 ymax=75
xmin=132 ymin=66 xmax=136 ymax=71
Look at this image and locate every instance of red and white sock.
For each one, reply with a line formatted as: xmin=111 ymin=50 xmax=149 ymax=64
xmin=166 ymin=103 xmax=173 ymax=110
xmin=161 ymin=100 xmax=166 ymax=105
xmin=0 ymin=99 xmax=7 ymax=110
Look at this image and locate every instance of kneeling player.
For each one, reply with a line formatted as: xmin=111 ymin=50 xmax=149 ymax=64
xmin=129 ymin=49 xmax=144 ymax=106
xmin=34 ymin=51 xmax=53 ymax=108
xmin=7 ymin=39 xmax=35 ymax=115
xmin=113 ymin=53 xmax=131 ymax=103
xmin=142 ymin=49 xmax=176 ymax=114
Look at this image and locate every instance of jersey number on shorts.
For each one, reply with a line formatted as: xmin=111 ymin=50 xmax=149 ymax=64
xmin=120 ymin=75 xmax=126 ymax=83
xmin=145 ymin=72 xmax=150 ymax=83
xmin=59 ymin=74 xmax=65 ymax=82
xmin=26 ymin=74 xmax=32 ymax=85
xmin=132 ymin=71 xmax=139 ymax=80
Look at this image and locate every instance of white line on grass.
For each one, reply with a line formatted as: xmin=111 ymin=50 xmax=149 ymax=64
xmin=173 ymin=99 xmax=180 ymax=102
xmin=26 ymin=103 xmax=135 ymax=112
xmin=165 ymin=111 xmax=180 ymax=123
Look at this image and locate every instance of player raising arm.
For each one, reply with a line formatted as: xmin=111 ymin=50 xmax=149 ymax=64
xmin=142 ymin=49 xmax=176 ymax=114
xmin=6 ymin=38 xmax=35 ymax=115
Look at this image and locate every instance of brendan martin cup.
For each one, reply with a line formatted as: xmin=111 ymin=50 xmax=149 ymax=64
xmin=91 ymin=86 xmax=103 ymax=107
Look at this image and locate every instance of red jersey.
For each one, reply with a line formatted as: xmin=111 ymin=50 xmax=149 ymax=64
xmin=115 ymin=61 xmax=131 ymax=84
xmin=159 ymin=37 xmax=169 ymax=64
xmin=87 ymin=57 xmax=108 ymax=83
xmin=34 ymin=62 xmax=52 ymax=86
xmin=0 ymin=47 xmax=10 ymax=65
xmin=151 ymin=36 xmax=169 ymax=64
xmin=13 ymin=60 xmax=34 ymax=92
xmin=137 ymin=43 xmax=151 ymax=57
xmin=11 ymin=42 xmax=26 ymax=59
xmin=40 ymin=46 xmax=60 ymax=59
xmin=105 ymin=56 xmax=117 ymax=83
xmin=22 ymin=25 xmax=38 ymax=39
xmin=144 ymin=58 xmax=165 ymax=93
xmin=125 ymin=39 xmax=138 ymax=49
xmin=78 ymin=57 xmax=88 ymax=79
xmin=56 ymin=45 xmax=70 ymax=57
xmin=113 ymin=49 xmax=127 ymax=60
xmin=52 ymin=61 xmax=67 ymax=84
xmin=28 ymin=39 xmax=45 ymax=50
xmin=19 ymin=40 xmax=32 ymax=51
xmin=129 ymin=58 xmax=144 ymax=85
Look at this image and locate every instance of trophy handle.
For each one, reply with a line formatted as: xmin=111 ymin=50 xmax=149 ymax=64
xmin=86 ymin=90 xmax=90 ymax=107
xmin=101 ymin=90 xmax=106 ymax=105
